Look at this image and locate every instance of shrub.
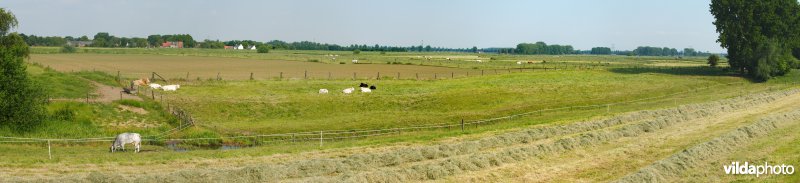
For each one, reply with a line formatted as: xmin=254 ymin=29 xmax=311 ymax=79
xmin=308 ymin=59 xmax=319 ymax=62
xmin=256 ymin=44 xmax=269 ymax=53
xmin=51 ymin=106 xmax=75 ymax=121
xmin=707 ymin=54 xmax=720 ymax=67
xmin=353 ymin=49 xmax=361 ymax=54
xmin=339 ymin=62 xmax=346 ymax=64
xmin=60 ymin=44 xmax=77 ymax=53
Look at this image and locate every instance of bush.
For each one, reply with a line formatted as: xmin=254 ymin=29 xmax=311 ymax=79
xmin=707 ymin=54 xmax=720 ymax=67
xmin=353 ymin=49 xmax=361 ymax=54
xmin=339 ymin=62 xmax=346 ymax=64
xmin=51 ymin=106 xmax=75 ymax=121
xmin=60 ymin=44 xmax=77 ymax=53
xmin=308 ymin=59 xmax=319 ymax=62
xmin=256 ymin=44 xmax=269 ymax=53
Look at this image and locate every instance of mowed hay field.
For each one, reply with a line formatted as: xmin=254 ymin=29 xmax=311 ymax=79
xmin=29 ymin=54 xmax=474 ymax=80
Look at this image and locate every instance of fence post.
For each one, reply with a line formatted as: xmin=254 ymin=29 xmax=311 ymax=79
xmin=434 ymin=73 xmax=437 ymax=79
xmin=48 ymin=140 xmax=52 ymax=160
xmin=377 ymin=72 xmax=380 ymax=80
xmin=482 ymin=70 xmax=484 ymax=76
xmin=86 ymin=92 xmax=89 ymax=103
xmin=151 ymin=90 xmax=155 ymax=100
xmin=416 ymin=73 xmax=419 ymax=80
xmin=186 ymin=72 xmax=189 ymax=80
xmin=451 ymin=72 xmax=454 ymax=78
xmin=461 ymin=119 xmax=464 ymax=132
xmin=304 ymin=70 xmax=308 ymax=79
xmin=250 ymin=72 xmax=254 ymax=80
xmin=328 ymin=72 xmax=331 ymax=80
xmin=116 ymin=71 xmax=120 ymax=82
xmin=319 ymin=131 xmax=323 ymax=147
xmin=353 ymin=72 xmax=356 ymax=80
xmin=217 ymin=72 xmax=221 ymax=80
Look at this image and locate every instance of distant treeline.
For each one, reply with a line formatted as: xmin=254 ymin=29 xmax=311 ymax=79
xmin=21 ymin=32 xmax=714 ymax=56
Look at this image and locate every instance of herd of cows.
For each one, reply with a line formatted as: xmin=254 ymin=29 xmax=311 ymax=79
xmin=320 ymin=82 xmax=377 ymax=94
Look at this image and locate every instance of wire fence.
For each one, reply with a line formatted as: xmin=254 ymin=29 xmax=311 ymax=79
xmin=1 ymin=81 xmax=757 ymax=155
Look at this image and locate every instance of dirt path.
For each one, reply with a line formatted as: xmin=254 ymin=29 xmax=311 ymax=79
xmin=49 ymin=80 xmax=141 ymax=103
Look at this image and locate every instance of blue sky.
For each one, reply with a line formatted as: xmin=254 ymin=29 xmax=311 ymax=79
xmin=3 ymin=0 xmax=723 ymax=52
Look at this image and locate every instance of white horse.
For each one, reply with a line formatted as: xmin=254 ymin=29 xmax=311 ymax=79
xmin=111 ymin=132 xmax=142 ymax=153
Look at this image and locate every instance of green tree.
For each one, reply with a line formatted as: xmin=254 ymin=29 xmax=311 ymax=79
xmin=710 ymin=0 xmax=800 ymax=81
xmin=256 ymin=44 xmax=269 ymax=53
xmin=707 ymin=54 xmax=720 ymax=67
xmin=0 ymin=8 xmax=47 ymax=132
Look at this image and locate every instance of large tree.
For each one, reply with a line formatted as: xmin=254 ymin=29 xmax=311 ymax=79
xmin=710 ymin=0 xmax=800 ymax=81
xmin=0 ymin=8 xmax=47 ymax=132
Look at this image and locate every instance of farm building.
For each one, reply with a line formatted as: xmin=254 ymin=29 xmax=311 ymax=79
xmin=66 ymin=41 xmax=92 ymax=47
xmin=249 ymin=45 xmax=256 ymax=50
xmin=224 ymin=45 xmax=233 ymax=49
xmin=161 ymin=41 xmax=184 ymax=48
xmin=234 ymin=44 xmax=244 ymax=50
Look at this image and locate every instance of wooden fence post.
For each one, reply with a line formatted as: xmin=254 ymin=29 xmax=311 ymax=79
xmin=250 ymin=72 xmax=254 ymax=80
xmin=481 ymin=70 xmax=484 ymax=76
xmin=397 ymin=72 xmax=400 ymax=79
xmin=86 ymin=92 xmax=89 ymax=103
xmin=304 ymin=70 xmax=308 ymax=79
xmin=353 ymin=72 xmax=356 ymax=80
xmin=328 ymin=72 xmax=331 ymax=80
xmin=186 ymin=72 xmax=189 ymax=80
xmin=280 ymin=72 xmax=283 ymax=80
xmin=434 ymin=73 xmax=437 ymax=79
xmin=377 ymin=72 xmax=380 ymax=80
xmin=416 ymin=73 xmax=419 ymax=80
xmin=48 ymin=140 xmax=52 ymax=160
xmin=319 ymin=131 xmax=323 ymax=147
xmin=151 ymin=90 xmax=155 ymax=100
xmin=461 ymin=119 xmax=465 ymax=132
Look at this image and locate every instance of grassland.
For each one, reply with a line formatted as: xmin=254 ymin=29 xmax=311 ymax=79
xmin=4 ymin=48 xmax=798 ymax=182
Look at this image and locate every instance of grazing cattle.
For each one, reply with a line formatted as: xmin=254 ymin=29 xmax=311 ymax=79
xmin=319 ymin=89 xmax=329 ymax=94
xmin=149 ymin=83 xmax=162 ymax=89
xmin=352 ymin=60 xmax=358 ymax=63
xmin=162 ymin=85 xmax=180 ymax=91
xmin=359 ymin=83 xmax=369 ymax=88
xmin=111 ymin=133 xmax=141 ymax=153
xmin=369 ymin=85 xmax=376 ymax=90
xmin=343 ymin=87 xmax=355 ymax=94
xmin=360 ymin=87 xmax=372 ymax=93
xmin=516 ymin=61 xmax=522 ymax=65
xmin=527 ymin=61 xmax=535 ymax=64
xmin=476 ymin=60 xmax=482 ymax=62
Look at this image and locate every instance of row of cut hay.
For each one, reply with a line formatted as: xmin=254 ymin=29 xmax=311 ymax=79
xmin=613 ymin=108 xmax=800 ymax=183
xmin=320 ymin=90 xmax=800 ymax=183
xmin=19 ymin=89 xmax=799 ymax=183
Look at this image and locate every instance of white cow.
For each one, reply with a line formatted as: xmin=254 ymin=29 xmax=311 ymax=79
xmin=162 ymin=85 xmax=180 ymax=91
xmin=516 ymin=61 xmax=522 ymax=65
xmin=343 ymin=87 xmax=355 ymax=94
xmin=319 ymin=89 xmax=329 ymax=94
xmin=111 ymin=132 xmax=141 ymax=153
xmin=149 ymin=83 xmax=162 ymax=89
xmin=360 ymin=87 xmax=372 ymax=93
xmin=352 ymin=59 xmax=358 ymax=63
